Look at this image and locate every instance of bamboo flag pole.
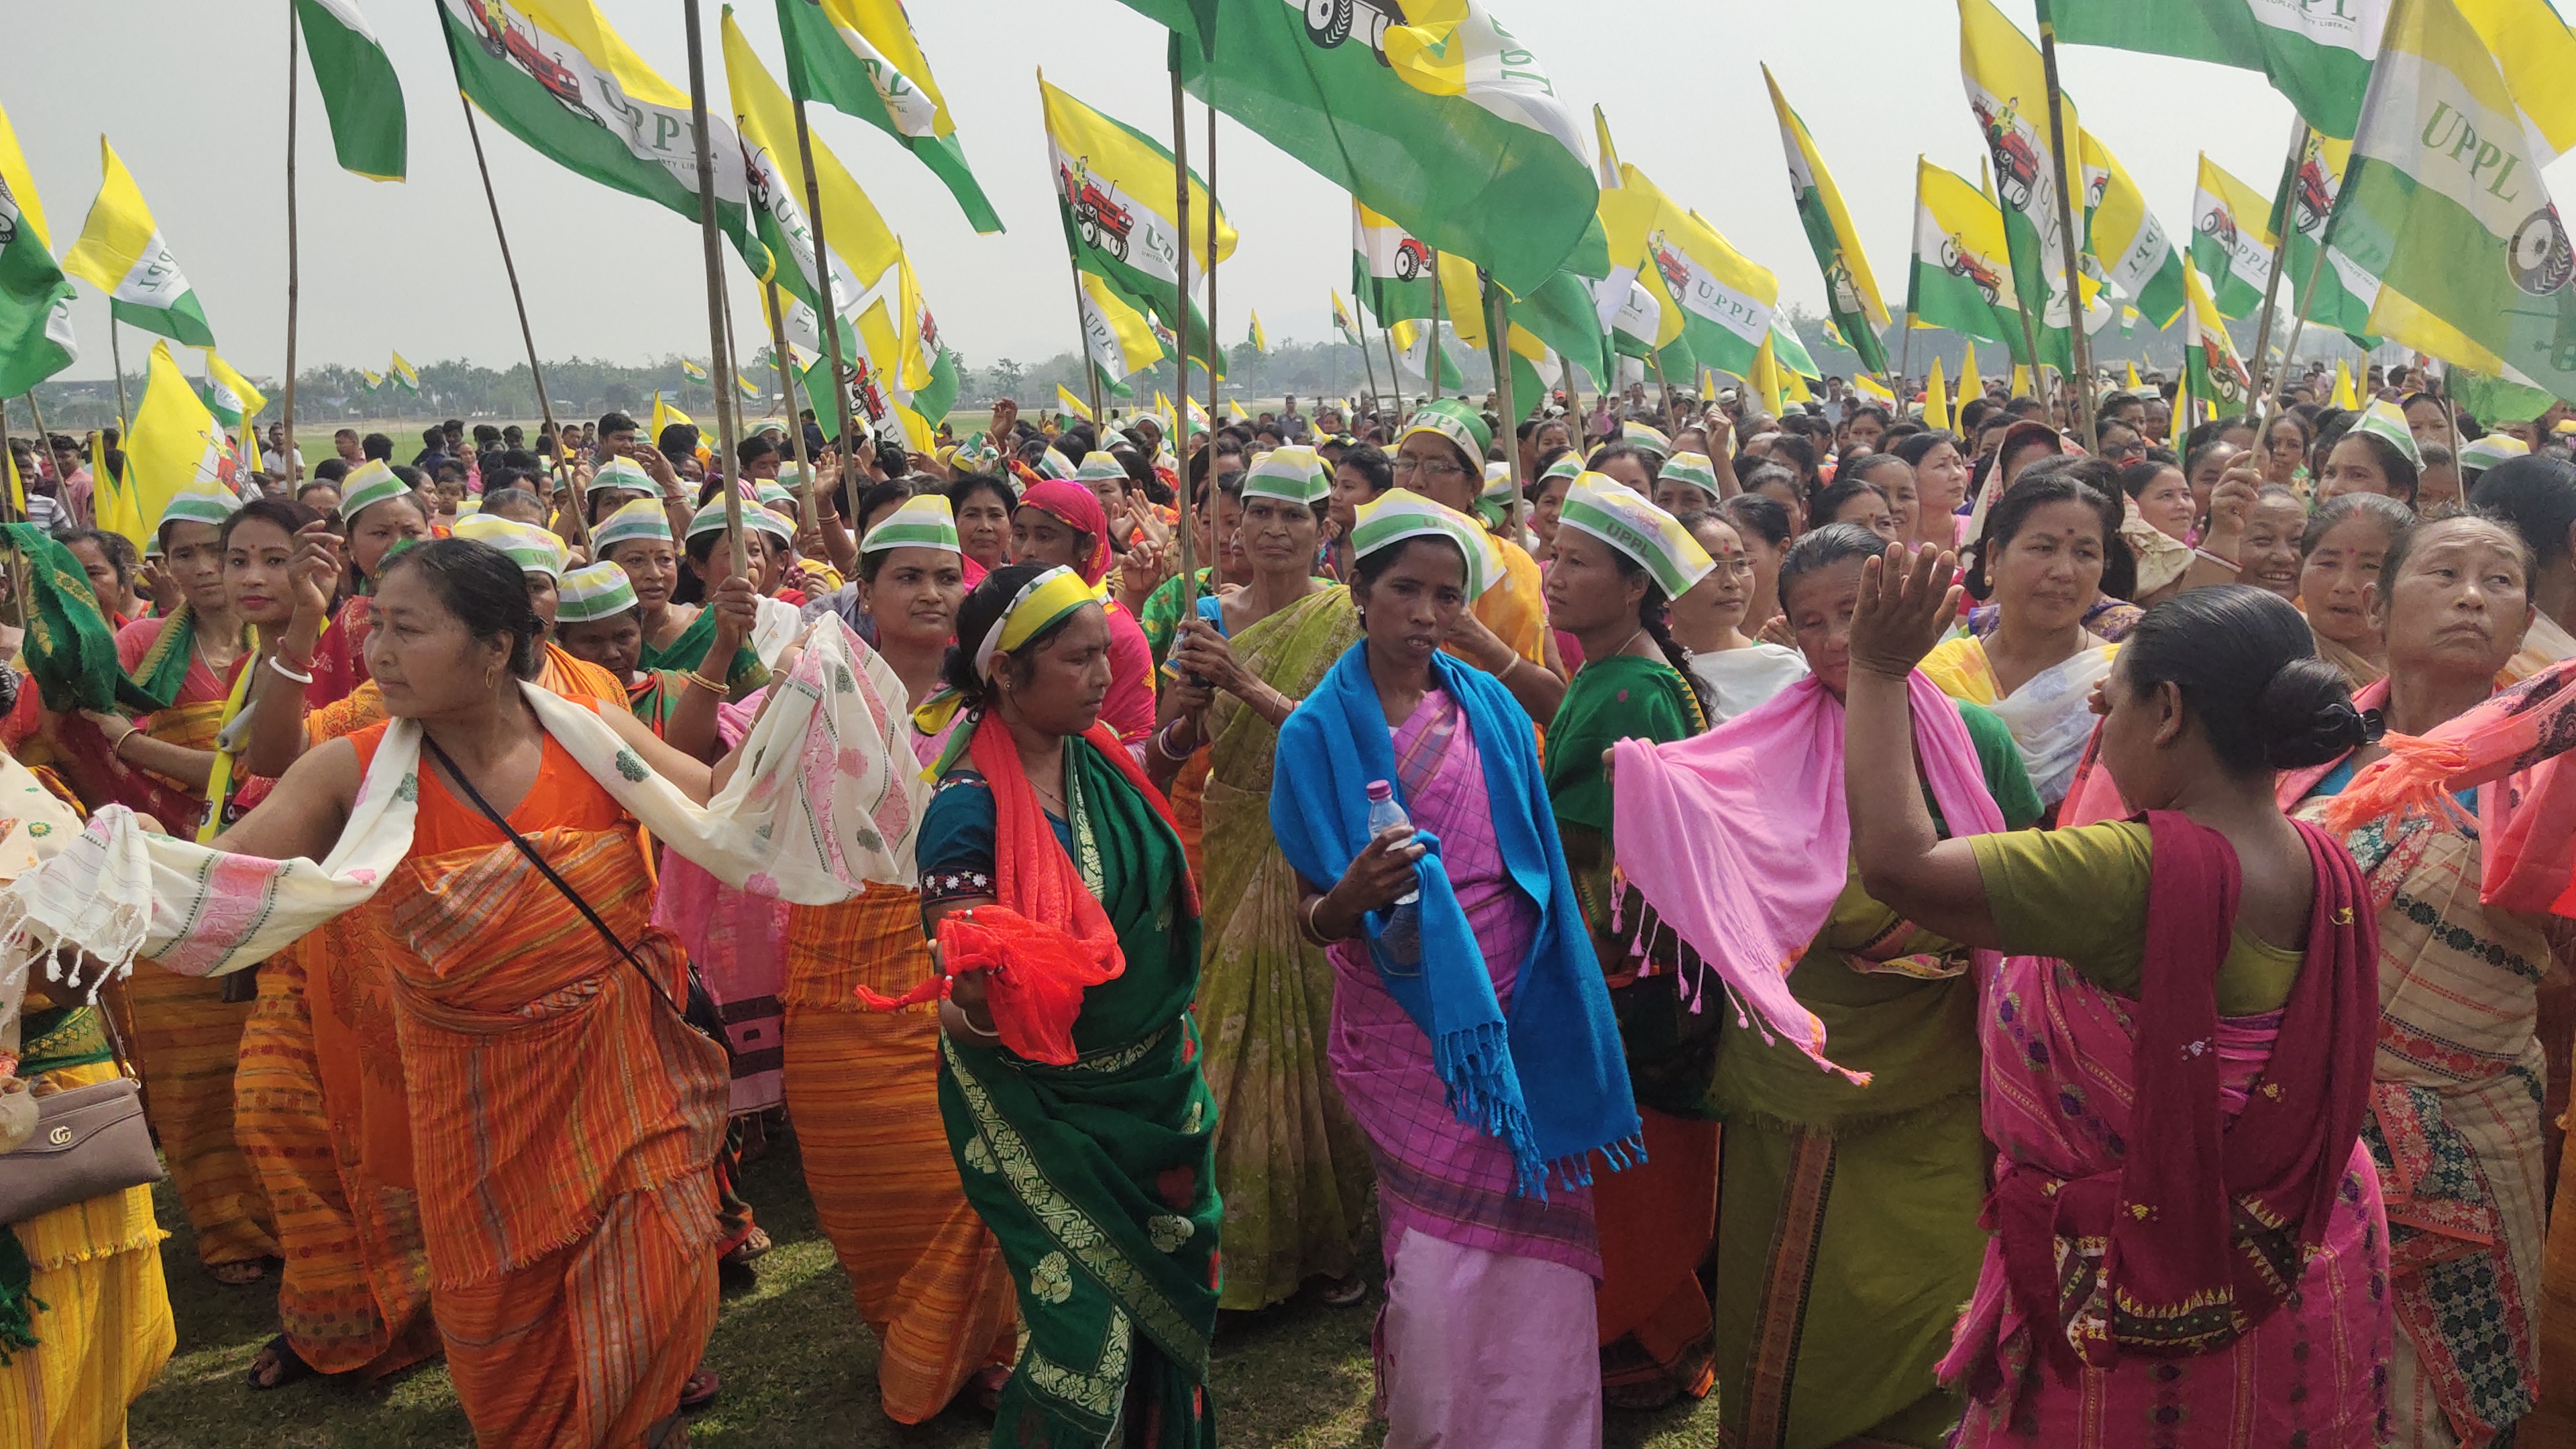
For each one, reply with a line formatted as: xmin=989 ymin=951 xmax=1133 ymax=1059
xmin=2034 ymin=0 xmax=2095 ymax=452
xmin=1203 ymin=91 xmax=1220 ymax=444
xmin=1168 ymin=58 xmax=1196 ymax=619
xmin=451 ymin=97 xmax=561 ymax=478
xmin=680 ymin=0 xmax=744 ymax=574
xmin=1485 ymin=275 xmax=1522 ymax=536
xmin=789 ymin=89 xmax=858 ymax=466
xmin=1354 ymin=304 xmax=1383 ymax=418
xmin=2245 ymin=121 xmax=2309 ymax=412
xmin=1427 ymin=250 xmax=1446 ymax=398
xmin=762 ymin=281 xmax=819 ymax=539
xmin=106 ymin=323 xmax=131 ymax=450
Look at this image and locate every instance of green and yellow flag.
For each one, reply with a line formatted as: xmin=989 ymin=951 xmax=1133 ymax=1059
xmin=62 ymin=138 xmax=215 ymax=348
xmin=0 ymin=93 xmax=78 ymax=398
xmin=1077 ymin=272 xmax=1162 ymax=398
xmin=2190 ymin=152 xmax=2276 ymax=319
xmin=436 ymin=0 xmax=769 ymax=280
xmin=2181 ymin=262 xmax=2251 ymax=414
xmin=128 ymin=341 xmax=241 ymax=531
xmin=1908 ymin=156 xmax=2028 ymax=362
xmin=1246 ymin=309 xmax=1267 ymax=354
xmin=1041 ymin=76 xmax=1234 ymax=376
xmin=1118 ymin=0 xmax=1602 ymax=295
xmin=389 ymin=350 xmax=419 ymax=392
xmin=1958 ymin=0 xmax=2078 ymax=369
xmin=2078 ymin=128 xmax=2186 ymax=328
xmin=725 ymin=7 xmax=898 ymax=343
xmin=1332 ymin=289 xmax=1362 ymax=345
xmin=775 ymin=0 xmax=1000 ymax=232
xmin=2270 ymin=128 xmax=2379 ymax=344
xmin=1763 ymin=65 xmax=1888 ymax=374
xmin=198 ymin=351 xmax=267 ymax=428
xmin=1625 ymin=164 xmax=1777 ymax=378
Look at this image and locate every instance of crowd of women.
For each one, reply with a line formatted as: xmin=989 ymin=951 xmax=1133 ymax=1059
xmin=5 ymin=366 xmax=2576 ymax=1449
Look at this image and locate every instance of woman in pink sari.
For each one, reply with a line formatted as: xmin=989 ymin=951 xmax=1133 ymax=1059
xmin=1845 ymin=555 xmax=2393 ymax=1446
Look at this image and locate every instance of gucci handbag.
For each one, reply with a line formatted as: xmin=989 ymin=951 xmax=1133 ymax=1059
xmin=0 ymin=1077 xmax=163 ymax=1226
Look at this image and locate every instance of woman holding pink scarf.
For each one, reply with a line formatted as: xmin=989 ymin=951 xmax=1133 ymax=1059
xmin=1845 ymin=558 xmax=2390 ymax=1446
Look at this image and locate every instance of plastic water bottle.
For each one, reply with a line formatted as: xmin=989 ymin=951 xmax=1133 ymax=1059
xmin=1365 ymin=780 xmax=1423 ymax=967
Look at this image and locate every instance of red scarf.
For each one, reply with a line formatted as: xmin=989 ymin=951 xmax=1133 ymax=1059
xmin=1994 ymin=811 xmax=2376 ymax=1377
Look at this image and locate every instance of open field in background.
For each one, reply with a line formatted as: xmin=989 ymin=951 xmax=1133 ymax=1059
xmin=129 ymin=1127 xmax=1723 ymax=1447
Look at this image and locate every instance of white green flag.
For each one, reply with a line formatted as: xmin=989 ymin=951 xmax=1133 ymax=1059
xmin=1960 ymin=0 xmax=2078 ymax=370
xmin=2272 ymin=129 xmax=2381 ymax=343
xmin=724 ymin=9 xmax=896 ymax=337
xmin=198 ymin=351 xmax=267 ymax=427
xmin=1042 ymin=76 xmax=1234 ymax=376
xmin=2191 ymin=153 xmax=2276 ymax=318
xmin=294 ymin=0 xmax=406 ymax=180
xmin=1627 ymin=165 xmax=1777 ymax=377
xmin=773 ymin=0 xmax=998 ymax=233
xmin=2336 ymin=0 xmax=2576 ymax=396
xmin=1352 ymin=199 xmax=1436 ymax=325
xmin=2181 ymin=262 xmax=2252 ymax=413
xmin=1332 ymin=289 xmax=1363 ymax=345
xmin=2078 ymin=129 xmax=2186 ymax=328
xmin=0 ymin=93 xmax=77 ymax=398
xmin=1907 ymin=157 xmax=2029 ymax=363
xmin=1764 ymin=65 xmax=1889 ymax=374
xmin=62 ymin=138 xmax=215 ymax=348
xmin=389 ymin=350 xmax=419 ymax=393
xmin=1077 ymin=272 xmax=1159 ymax=398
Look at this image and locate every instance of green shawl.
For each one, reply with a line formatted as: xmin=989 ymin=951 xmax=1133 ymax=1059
xmin=935 ymin=738 xmax=1220 ymax=1449
xmin=634 ymin=606 xmax=765 ymax=694
xmin=1 ymin=523 xmax=172 ymax=713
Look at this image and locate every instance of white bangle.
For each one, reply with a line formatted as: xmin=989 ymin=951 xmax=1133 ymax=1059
xmin=2192 ymin=547 xmax=2239 ymax=573
xmin=267 ymin=654 xmax=315 ymax=686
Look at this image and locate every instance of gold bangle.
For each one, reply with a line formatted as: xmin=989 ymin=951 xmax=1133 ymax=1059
xmin=685 ymin=668 xmax=730 ymax=696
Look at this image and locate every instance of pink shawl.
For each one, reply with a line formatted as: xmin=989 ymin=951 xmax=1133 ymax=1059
xmin=1608 ymin=669 xmax=2008 ymax=1083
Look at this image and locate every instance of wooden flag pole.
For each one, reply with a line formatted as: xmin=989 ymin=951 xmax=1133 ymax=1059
xmin=1381 ymin=317 xmax=1405 ymax=425
xmin=106 ymin=323 xmax=131 ymax=451
xmin=790 ymin=93 xmax=858 ymax=470
xmin=2034 ymin=2 xmax=2095 ymax=452
xmin=1486 ymin=275 xmax=1523 ymax=537
xmin=1204 ymin=92 xmax=1220 ymax=445
xmin=1168 ymin=59 xmax=1196 ymax=619
xmin=680 ymin=0 xmax=744 ymax=575
xmin=1353 ymin=306 xmax=1383 ymax=421
xmin=2245 ymin=119 xmax=2310 ymax=413
xmin=762 ymin=280 xmax=819 ymax=539
xmin=453 ymin=95 xmax=560 ymax=476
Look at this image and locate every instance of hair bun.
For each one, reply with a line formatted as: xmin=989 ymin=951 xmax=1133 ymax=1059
xmin=2254 ymin=657 xmax=2369 ymax=769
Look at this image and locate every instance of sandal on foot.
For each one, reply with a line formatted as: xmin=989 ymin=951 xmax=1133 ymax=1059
xmin=248 ymin=1335 xmax=317 ymax=1392
xmin=1320 ymin=1275 xmax=1368 ymax=1308
xmin=209 ymin=1258 xmax=269 ymax=1287
xmin=678 ymin=1368 xmax=720 ymax=1411
xmin=721 ymin=1227 xmax=773 ymax=1267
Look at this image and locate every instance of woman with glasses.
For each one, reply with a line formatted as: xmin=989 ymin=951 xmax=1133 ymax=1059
xmin=1393 ymin=400 xmax=1566 ymax=722
xmin=1670 ymin=508 xmax=1809 ymax=723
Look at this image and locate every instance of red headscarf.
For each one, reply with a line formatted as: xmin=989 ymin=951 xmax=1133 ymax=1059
xmin=1018 ymin=476 xmax=1112 ymax=584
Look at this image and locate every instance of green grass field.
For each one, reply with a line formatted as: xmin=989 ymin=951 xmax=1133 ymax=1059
xmin=126 ymin=1126 xmax=1723 ymax=1447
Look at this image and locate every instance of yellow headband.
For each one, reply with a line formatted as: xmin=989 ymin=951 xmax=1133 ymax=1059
xmin=973 ymin=566 xmax=1096 ymax=681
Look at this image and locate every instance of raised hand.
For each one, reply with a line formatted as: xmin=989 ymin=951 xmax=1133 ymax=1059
xmin=1849 ymin=542 xmax=1962 ymax=679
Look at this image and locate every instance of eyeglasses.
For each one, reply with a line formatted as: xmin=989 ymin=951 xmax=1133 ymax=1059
xmin=1392 ymin=455 xmax=1467 ymax=480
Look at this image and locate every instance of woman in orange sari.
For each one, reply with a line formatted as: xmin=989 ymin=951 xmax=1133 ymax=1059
xmin=205 ymin=538 xmax=753 ymax=1446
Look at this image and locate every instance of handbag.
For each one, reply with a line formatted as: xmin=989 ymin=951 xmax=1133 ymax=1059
xmin=421 ymin=735 xmax=734 ymax=1064
xmin=0 ymin=1076 xmax=164 ymax=1227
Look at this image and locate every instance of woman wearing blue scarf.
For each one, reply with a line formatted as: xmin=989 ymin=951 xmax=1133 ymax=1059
xmin=1271 ymin=489 xmax=1641 ymax=1449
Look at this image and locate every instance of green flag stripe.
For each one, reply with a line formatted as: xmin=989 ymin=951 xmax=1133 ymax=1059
xmin=294 ymin=0 xmax=407 ymax=180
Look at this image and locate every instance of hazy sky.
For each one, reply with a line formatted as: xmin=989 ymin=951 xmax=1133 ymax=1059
xmin=13 ymin=0 xmax=2568 ymax=384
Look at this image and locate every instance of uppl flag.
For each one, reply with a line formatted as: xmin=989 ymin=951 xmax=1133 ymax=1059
xmin=2272 ymin=128 xmax=2381 ymax=341
xmin=389 ymin=350 xmax=419 ymax=392
xmin=2182 ymin=264 xmax=2253 ymax=412
xmin=62 ymin=138 xmax=215 ymax=349
xmin=773 ymin=0 xmax=1000 ymax=233
xmin=129 ymin=341 xmax=239 ymax=530
xmin=2078 ymin=129 xmax=2187 ymax=328
xmin=198 ymin=352 xmax=266 ymax=428
xmin=681 ymin=358 xmax=709 ymax=381
xmin=294 ymin=0 xmax=406 ymax=180
xmin=2191 ymin=152 xmax=2277 ymax=319
xmin=1332 ymin=288 xmax=1362 ymax=344
xmin=1118 ymin=0 xmax=1601 ymax=296
xmin=1959 ymin=0 xmax=2079 ymax=368
xmin=2052 ymin=0 xmax=2576 ymax=157
xmin=1077 ymin=270 xmax=1162 ymax=398
xmin=1390 ymin=319 xmax=1466 ymax=392
xmin=1056 ymin=384 xmax=1091 ymax=421
xmin=897 ymin=250 xmax=959 ymax=423
xmin=0 ymin=94 xmax=78 ymax=398
xmin=1042 ymin=76 xmax=1233 ymax=375
xmin=1352 ymin=199 xmax=1436 ymax=324
xmin=726 ymin=11 xmax=896 ymax=329
xmin=1764 ymin=65 xmax=1888 ymax=374
xmin=1626 ymin=164 xmax=1776 ymax=376
xmin=2336 ymin=0 xmax=2576 ymax=396
xmin=1907 ymin=156 xmax=2028 ymax=362
xmin=1247 ymin=309 xmax=1267 ymax=353
xmin=436 ymin=0 xmax=769 ymax=282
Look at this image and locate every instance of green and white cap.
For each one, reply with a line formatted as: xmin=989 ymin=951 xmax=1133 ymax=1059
xmin=1660 ymin=451 xmax=1721 ymax=498
xmin=554 ymin=561 xmax=639 ymax=624
xmin=2457 ymin=433 xmax=2528 ymax=472
xmin=1397 ymin=397 xmax=1493 ymax=463
xmin=2348 ymin=396 xmax=2424 ymax=468
xmin=1243 ymin=445 xmax=1330 ymax=506
xmin=688 ymin=497 xmax=795 ymax=543
xmin=1073 ymin=451 xmax=1129 ymax=485
xmin=455 ymin=512 xmax=570 ymax=580
xmin=1034 ymin=447 xmax=1077 ymax=481
xmin=337 ymin=460 xmax=411 ymax=521
xmin=1558 ymin=472 xmax=1714 ymax=597
xmin=1621 ymin=420 xmax=1672 ymax=458
xmin=157 ymin=480 xmax=243 ymax=533
xmin=1540 ymin=451 xmax=1583 ymax=484
xmin=863 ymin=494 xmax=962 ymax=555
xmin=1474 ymin=462 xmax=1517 ymax=528
xmin=1348 ymin=488 xmax=1502 ymax=598
xmin=586 ymin=456 xmax=654 ymax=496
xmin=755 ymin=480 xmax=798 ymax=513
xmin=751 ymin=506 xmax=798 ymax=543
xmin=592 ymin=498 xmax=674 ymax=553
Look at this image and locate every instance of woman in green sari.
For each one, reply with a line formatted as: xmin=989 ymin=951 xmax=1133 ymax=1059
xmin=919 ymin=562 xmax=1221 ymax=1449
xmin=1152 ymin=445 xmax=1373 ymax=1311
xmin=1538 ymin=472 xmax=1718 ymax=1407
